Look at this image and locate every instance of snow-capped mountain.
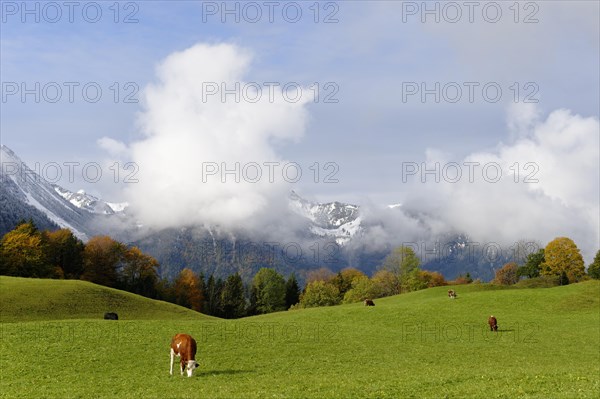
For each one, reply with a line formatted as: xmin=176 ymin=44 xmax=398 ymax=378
xmin=53 ymin=186 xmax=128 ymax=215
xmin=289 ymin=190 xmax=362 ymax=245
xmin=0 ymin=145 xmax=124 ymax=240
xmin=1 ymin=145 xmax=359 ymax=246
xmin=1 ymin=145 xmax=501 ymax=281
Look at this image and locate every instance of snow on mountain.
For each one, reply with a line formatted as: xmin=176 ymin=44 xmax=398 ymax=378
xmin=1 ymin=146 xmax=361 ymax=246
xmin=289 ymin=190 xmax=362 ymax=245
xmin=1 ymin=146 xmax=499 ymax=280
xmin=0 ymin=145 xmax=125 ymax=240
xmin=106 ymin=202 xmax=129 ymax=213
xmin=53 ymin=186 xmax=128 ymax=215
xmin=0 ymin=146 xmax=91 ymax=239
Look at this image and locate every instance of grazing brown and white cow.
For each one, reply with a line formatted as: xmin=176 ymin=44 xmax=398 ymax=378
xmin=488 ymin=315 xmax=498 ymax=332
xmin=364 ymin=299 xmax=375 ymax=306
xmin=170 ymin=333 xmax=199 ymax=377
xmin=447 ymin=290 xmax=457 ymax=299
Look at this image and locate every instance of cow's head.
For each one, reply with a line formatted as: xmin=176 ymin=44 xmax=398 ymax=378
xmin=186 ymin=360 xmax=199 ymax=377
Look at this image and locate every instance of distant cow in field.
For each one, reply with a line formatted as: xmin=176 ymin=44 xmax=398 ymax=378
xmin=488 ymin=315 xmax=498 ymax=332
xmin=104 ymin=312 xmax=118 ymax=320
xmin=170 ymin=333 xmax=199 ymax=377
xmin=364 ymin=299 xmax=375 ymax=306
xmin=447 ymin=290 xmax=457 ymax=299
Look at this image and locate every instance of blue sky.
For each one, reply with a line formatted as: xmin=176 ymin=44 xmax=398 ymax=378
xmin=2 ymin=0 xmax=599 ymax=210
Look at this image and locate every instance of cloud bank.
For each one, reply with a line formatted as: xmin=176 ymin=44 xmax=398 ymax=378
xmin=100 ymin=43 xmax=598 ymax=263
xmin=120 ymin=43 xmax=310 ymax=230
xmin=401 ymin=104 xmax=599 ymax=261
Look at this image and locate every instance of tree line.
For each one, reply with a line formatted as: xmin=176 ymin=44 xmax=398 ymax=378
xmin=0 ymin=220 xmax=160 ymax=297
xmin=1 ymin=221 xmax=599 ymax=317
xmin=0 ymin=220 xmax=302 ymax=318
xmin=164 ymin=267 xmax=301 ymax=318
xmin=492 ymin=237 xmax=600 ymax=286
xmin=293 ymin=245 xmax=454 ymax=308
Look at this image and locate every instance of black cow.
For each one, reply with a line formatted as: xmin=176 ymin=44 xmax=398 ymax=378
xmin=364 ymin=299 xmax=375 ymax=306
xmin=104 ymin=312 xmax=119 ymax=320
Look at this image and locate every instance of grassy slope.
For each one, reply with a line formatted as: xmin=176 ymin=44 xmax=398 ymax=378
xmin=0 ymin=278 xmax=598 ymax=398
xmin=0 ymin=276 xmax=212 ymax=322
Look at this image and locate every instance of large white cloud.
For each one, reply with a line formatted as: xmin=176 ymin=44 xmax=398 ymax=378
xmin=120 ymin=43 xmax=311 ymax=230
xmin=99 ymin=43 xmax=598 ymax=263
xmin=402 ymin=104 xmax=599 ymax=261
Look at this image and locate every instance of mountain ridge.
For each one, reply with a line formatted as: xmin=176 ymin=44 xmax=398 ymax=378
xmin=1 ymin=145 xmax=504 ymax=281
xmin=0 ymin=145 xmax=363 ymax=245
xmin=1 ymin=145 xmax=92 ymax=239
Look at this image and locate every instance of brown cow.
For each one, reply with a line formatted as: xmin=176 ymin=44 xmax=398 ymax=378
xmin=488 ymin=315 xmax=498 ymax=332
xmin=170 ymin=333 xmax=199 ymax=377
xmin=364 ymin=299 xmax=375 ymax=306
xmin=447 ymin=290 xmax=457 ymax=299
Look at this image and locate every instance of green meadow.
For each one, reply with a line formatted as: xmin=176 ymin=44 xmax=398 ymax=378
xmin=1 ymin=276 xmax=598 ymax=398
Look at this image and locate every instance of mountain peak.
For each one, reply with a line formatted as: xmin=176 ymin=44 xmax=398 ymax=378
xmin=289 ymin=190 xmax=361 ymax=245
xmin=1 ymin=146 xmax=128 ymax=240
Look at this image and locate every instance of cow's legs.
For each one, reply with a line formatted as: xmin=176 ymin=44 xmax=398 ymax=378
xmin=170 ymin=349 xmax=175 ymax=375
xmin=180 ymin=360 xmax=185 ymax=375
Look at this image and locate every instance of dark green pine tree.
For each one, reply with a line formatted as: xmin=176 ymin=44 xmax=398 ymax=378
xmin=198 ymin=272 xmax=207 ymax=303
xmin=247 ymin=285 xmax=259 ymax=316
xmin=220 ymin=273 xmax=247 ymax=319
xmin=214 ymin=278 xmax=225 ymax=317
xmin=204 ymin=275 xmax=223 ymax=317
xmin=285 ymin=273 xmax=301 ymax=309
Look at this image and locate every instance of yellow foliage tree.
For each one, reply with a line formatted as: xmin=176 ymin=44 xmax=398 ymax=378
xmin=173 ymin=268 xmax=204 ymax=312
xmin=0 ymin=222 xmax=51 ymax=277
xmin=540 ymin=237 xmax=585 ymax=282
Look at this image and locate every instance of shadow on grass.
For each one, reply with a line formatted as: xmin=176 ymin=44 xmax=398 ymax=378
xmin=486 ymin=329 xmax=514 ymax=333
xmin=197 ymin=369 xmax=254 ymax=377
